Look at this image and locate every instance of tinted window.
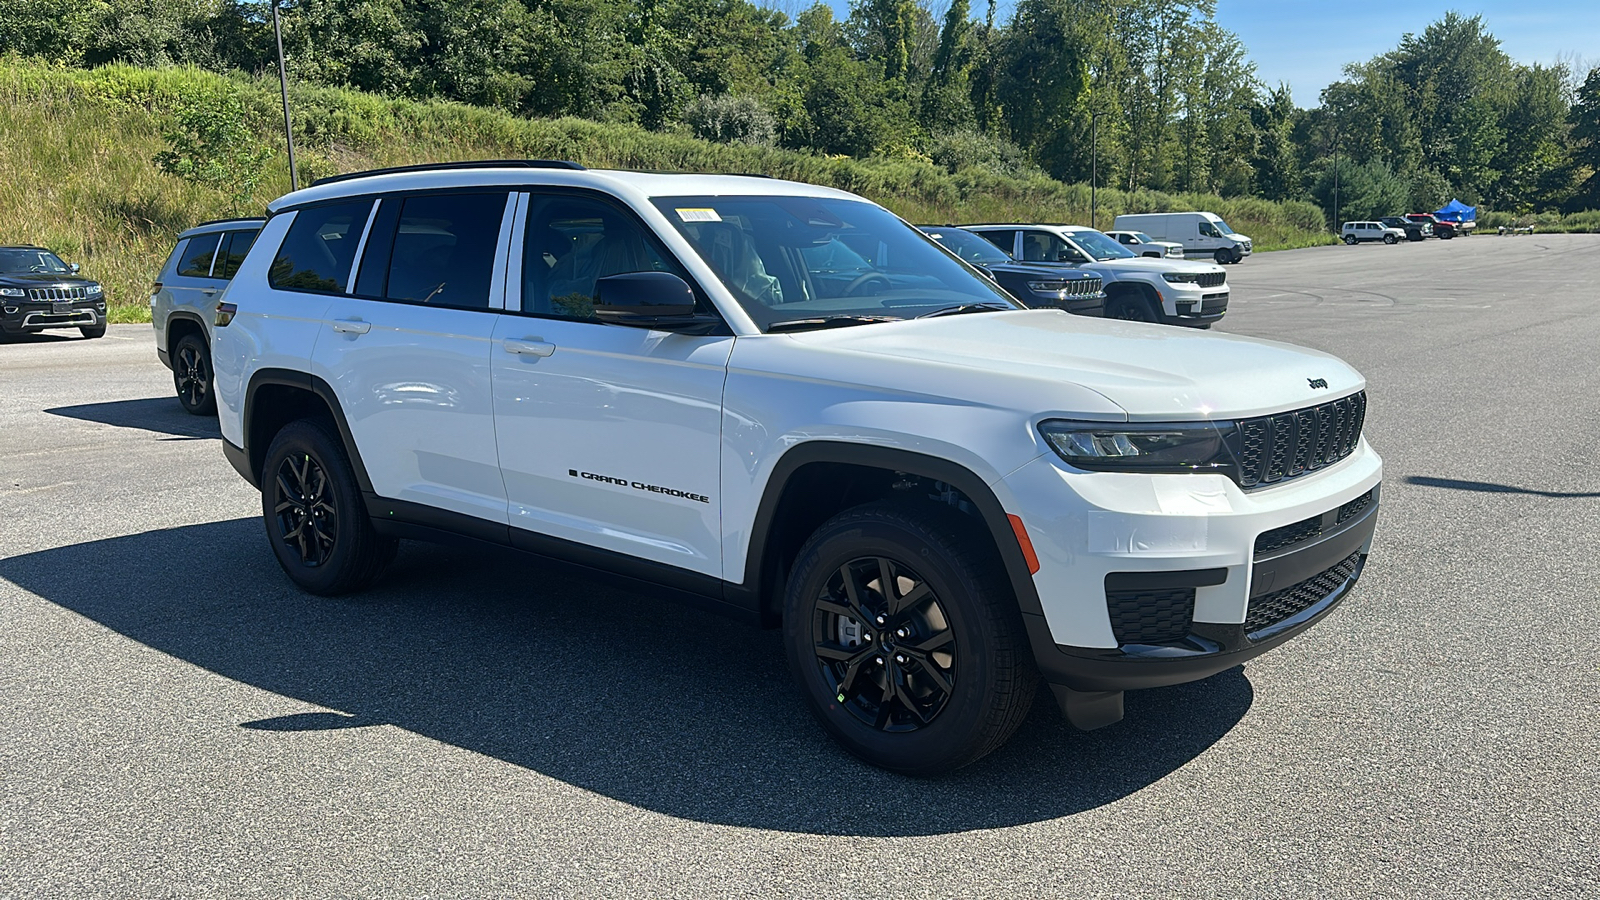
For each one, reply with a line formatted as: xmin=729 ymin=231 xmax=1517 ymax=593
xmin=384 ymin=192 xmax=506 ymax=308
xmin=522 ymin=195 xmax=688 ymax=320
xmin=921 ymin=228 xmax=1011 ymax=266
xmin=1021 ymin=231 xmax=1078 ymax=263
xmin=974 ymin=230 xmax=1016 ymax=256
xmin=215 ymin=230 xmax=259 ymax=280
xmin=177 ymin=232 xmax=222 ymax=278
xmin=269 ymin=201 xmax=372 ymax=294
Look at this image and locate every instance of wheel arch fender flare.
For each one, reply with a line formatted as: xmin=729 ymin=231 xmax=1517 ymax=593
xmin=240 ymin=368 xmax=373 ymax=495
xmin=740 ymin=441 xmax=1045 ymax=622
xmin=165 ymin=311 xmax=208 ymax=348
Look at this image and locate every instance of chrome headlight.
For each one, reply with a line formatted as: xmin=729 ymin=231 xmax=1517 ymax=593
xmin=1039 ymin=419 xmax=1238 ymax=474
xmin=1027 ymin=280 xmax=1075 ymax=293
xmin=0 ymin=288 xmax=23 ymax=298
xmin=86 ymin=283 xmax=103 ymax=296
xmin=1161 ymin=273 xmax=1200 ymax=284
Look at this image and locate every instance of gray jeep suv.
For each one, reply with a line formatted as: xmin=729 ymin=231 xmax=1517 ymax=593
xmin=151 ymin=218 xmax=263 ymax=414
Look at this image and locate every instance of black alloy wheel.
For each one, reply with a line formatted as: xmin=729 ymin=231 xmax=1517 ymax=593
xmin=811 ymin=555 xmax=957 ymax=732
xmin=173 ymin=333 xmax=215 ymax=415
xmin=260 ymin=418 xmax=395 ymax=595
xmin=273 ymin=451 xmax=337 ymax=569
xmin=783 ymin=501 xmax=1037 ymax=775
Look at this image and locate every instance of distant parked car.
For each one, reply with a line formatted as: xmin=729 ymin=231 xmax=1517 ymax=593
xmin=1111 ymin=211 xmax=1253 ymax=264
xmin=0 ymin=245 xmax=107 ymax=340
xmin=1341 ymin=222 xmax=1405 ymax=245
xmin=151 ymin=218 xmax=264 ymax=414
xmin=1103 ymin=230 xmax=1185 ymax=259
xmin=1378 ymin=216 xmax=1428 ymax=242
xmin=1405 ymin=213 xmax=1457 ymax=239
xmin=919 ymin=225 xmax=1105 ymax=316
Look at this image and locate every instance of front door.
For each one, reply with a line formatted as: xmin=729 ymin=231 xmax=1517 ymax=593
xmin=490 ymin=192 xmax=731 ymax=577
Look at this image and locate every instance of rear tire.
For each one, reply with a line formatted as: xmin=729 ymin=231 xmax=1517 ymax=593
xmin=1343 ymin=235 xmax=1358 ymax=245
xmin=782 ymin=501 xmax=1037 ymax=775
xmin=261 ymin=418 xmax=397 ymax=596
xmin=79 ymin=323 xmax=106 ymax=339
xmin=172 ymin=332 xmax=216 ymax=415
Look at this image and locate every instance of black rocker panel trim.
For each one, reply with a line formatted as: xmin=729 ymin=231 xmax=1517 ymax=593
xmin=740 ymin=442 xmax=1045 ymax=622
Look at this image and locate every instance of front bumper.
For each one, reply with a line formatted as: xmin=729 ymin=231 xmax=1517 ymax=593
xmin=1001 ymin=444 xmax=1382 ymax=694
xmin=1030 ymin=293 xmax=1106 ymax=317
xmin=1172 ymin=291 xmax=1228 ymax=325
xmin=1 ymin=299 xmax=103 ymax=333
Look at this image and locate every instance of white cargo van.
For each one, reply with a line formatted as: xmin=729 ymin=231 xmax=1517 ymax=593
xmin=1113 ymin=212 xmax=1253 ymax=264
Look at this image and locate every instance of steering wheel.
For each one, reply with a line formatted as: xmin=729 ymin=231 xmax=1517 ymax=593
xmin=28 ymin=265 xmax=47 ymax=273
xmin=843 ymin=272 xmax=892 ymax=297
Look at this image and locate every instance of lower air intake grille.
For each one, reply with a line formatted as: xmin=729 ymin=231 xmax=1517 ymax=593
xmin=1245 ymin=552 xmax=1361 ymax=636
xmin=1107 ymin=587 xmax=1195 ymax=645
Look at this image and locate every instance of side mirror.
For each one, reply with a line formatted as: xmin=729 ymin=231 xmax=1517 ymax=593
xmin=593 ymin=272 xmax=716 ymax=332
xmin=68 ymin=263 xmax=81 ymax=274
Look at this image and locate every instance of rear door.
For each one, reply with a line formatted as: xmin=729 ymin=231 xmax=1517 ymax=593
xmin=169 ymin=231 xmax=226 ymax=321
xmin=307 ymin=191 xmax=514 ymax=526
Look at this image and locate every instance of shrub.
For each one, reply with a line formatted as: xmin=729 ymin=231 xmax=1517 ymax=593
xmin=683 ymin=93 xmax=777 ymax=147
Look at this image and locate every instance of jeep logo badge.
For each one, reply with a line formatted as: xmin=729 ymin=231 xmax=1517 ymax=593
xmin=1308 ymin=378 xmax=1329 ymax=389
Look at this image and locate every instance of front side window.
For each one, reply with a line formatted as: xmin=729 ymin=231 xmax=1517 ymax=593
xmin=522 ymin=195 xmax=691 ymax=320
xmin=381 ymin=192 xmax=506 ymax=308
xmin=651 ymin=196 xmax=1018 ymax=331
xmin=0 ymin=248 xmax=70 ymax=275
xmin=1198 ymin=221 xmax=1221 ymax=238
xmin=269 ymin=201 xmax=372 ymax=294
xmin=178 ymin=232 xmax=222 ymax=278
xmin=921 ymin=227 xmax=1012 ymax=266
xmin=1021 ymin=231 xmax=1075 ymax=263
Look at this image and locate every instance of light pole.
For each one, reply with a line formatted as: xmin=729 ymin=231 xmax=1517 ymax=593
xmin=1090 ymin=109 xmax=1102 ymax=230
xmin=272 ymin=2 xmax=299 ymax=191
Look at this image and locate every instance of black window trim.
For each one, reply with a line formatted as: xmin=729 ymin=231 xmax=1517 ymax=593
xmin=501 ymin=186 xmax=730 ymax=333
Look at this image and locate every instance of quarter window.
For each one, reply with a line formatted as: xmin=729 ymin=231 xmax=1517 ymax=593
xmin=177 ymin=232 xmax=221 ymax=278
xmin=214 ymin=230 xmax=258 ymax=280
xmin=269 ymin=201 xmax=372 ymax=294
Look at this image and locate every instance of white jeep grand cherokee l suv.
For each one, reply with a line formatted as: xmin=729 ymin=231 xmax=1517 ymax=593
xmin=214 ymin=161 xmax=1382 ymax=774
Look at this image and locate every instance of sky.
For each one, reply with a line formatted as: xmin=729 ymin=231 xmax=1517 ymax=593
xmin=812 ymin=1 xmax=1600 ymax=108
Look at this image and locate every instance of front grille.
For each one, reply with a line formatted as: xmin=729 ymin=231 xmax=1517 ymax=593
xmin=27 ymin=286 xmax=87 ymax=301
xmin=1197 ymin=272 xmax=1225 ymax=288
xmin=1073 ymin=276 xmax=1104 ymax=297
xmin=1237 ymin=392 xmax=1366 ymax=488
xmin=1107 ymin=587 xmax=1195 ymax=645
xmin=1245 ymin=551 xmax=1360 ymax=635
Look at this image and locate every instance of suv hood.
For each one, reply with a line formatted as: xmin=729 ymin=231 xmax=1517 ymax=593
xmin=0 ymin=273 xmax=95 ymax=288
xmin=783 ymin=310 xmax=1361 ymax=421
xmin=985 ymin=261 xmax=1098 ymax=280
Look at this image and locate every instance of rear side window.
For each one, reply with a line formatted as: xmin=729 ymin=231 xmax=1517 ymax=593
xmin=974 ymin=230 xmax=1016 ymax=256
xmin=177 ymin=232 xmax=221 ymax=278
xmin=269 ymin=201 xmax=372 ymax=294
xmin=382 ymin=192 xmax=507 ymax=308
xmin=214 ymin=230 xmax=259 ymax=280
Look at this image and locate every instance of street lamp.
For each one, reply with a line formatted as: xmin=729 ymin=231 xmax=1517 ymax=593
xmin=1091 ymin=110 xmax=1102 ymax=230
xmin=271 ymin=2 xmax=299 ymax=191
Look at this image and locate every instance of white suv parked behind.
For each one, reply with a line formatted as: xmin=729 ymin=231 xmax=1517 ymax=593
xmin=1341 ymin=221 xmax=1405 ymax=245
xmin=214 ymin=161 xmax=1382 ymax=773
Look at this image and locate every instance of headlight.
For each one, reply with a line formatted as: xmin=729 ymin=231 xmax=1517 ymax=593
xmin=86 ymin=283 xmax=103 ymax=296
xmin=1161 ymin=273 xmax=1199 ymax=284
xmin=1039 ymin=419 xmax=1238 ymax=473
xmin=0 ymin=288 xmax=23 ymax=298
xmin=1027 ymin=280 xmax=1075 ymax=292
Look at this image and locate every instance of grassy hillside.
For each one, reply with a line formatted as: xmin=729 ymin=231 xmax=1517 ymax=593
xmin=0 ymin=58 xmax=1337 ymax=324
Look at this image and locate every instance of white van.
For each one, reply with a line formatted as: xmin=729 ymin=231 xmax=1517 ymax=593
xmin=1112 ymin=212 xmax=1253 ymax=264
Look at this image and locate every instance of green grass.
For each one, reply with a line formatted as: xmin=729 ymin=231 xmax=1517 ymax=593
xmin=2 ymin=58 xmax=1342 ymax=324
xmin=1478 ymin=209 xmax=1600 ymax=233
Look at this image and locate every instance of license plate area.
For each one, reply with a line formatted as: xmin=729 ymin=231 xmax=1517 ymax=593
xmin=52 ymin=301 xmax=70 ymax=314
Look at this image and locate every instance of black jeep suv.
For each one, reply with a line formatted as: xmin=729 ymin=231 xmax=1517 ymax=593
xmin=0 ymin=246 xmax=107 ymax=339
xmin=919 ymin=226 xmax=1105 ymax=316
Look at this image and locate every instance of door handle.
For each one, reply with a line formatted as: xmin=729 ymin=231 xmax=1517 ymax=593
xmin=504 ymin=338 xmax=555 ymax=358
xmin=201 ymin=288 xmax=218 ymax=297
xmin=331 ymin=318 xmax=372 ymax=335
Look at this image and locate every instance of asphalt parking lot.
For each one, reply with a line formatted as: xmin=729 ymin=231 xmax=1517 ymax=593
xmin=2 ymin=233 xmax=1597 ymax=898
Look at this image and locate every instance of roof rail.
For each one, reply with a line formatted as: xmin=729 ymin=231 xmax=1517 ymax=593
xmin=311 ymin=159 xmax=586 ymax=187
xmin=193 ymin=217 xmax=267 ymax=228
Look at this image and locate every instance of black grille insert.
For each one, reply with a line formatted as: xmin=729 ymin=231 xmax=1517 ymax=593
xmin=1254 ymin=515 xmax=1322 ymax=555
xmin=1237 ymin=392 xmax=1366 ymax=488
xmin=1197 ymin=272 xmax=1225 ymax=288
xmin=1107 ymin=587 xmax=1195 ymax=645
xmin=1245 ymin=552 xmax=1361 ymax=636
xmin=1337 ymin=489 xmax=1374 ymax=523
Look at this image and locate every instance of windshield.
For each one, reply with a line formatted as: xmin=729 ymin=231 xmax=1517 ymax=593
xmin=1213 ymin=218 xmax=1236 ymax=235
xmin=0 ymin=248 xmax=70 ymax=275
xmin=1062 ymin=229 xmax=1135 ymax=261
xmin=920 ymin=227 xmax=1013 ymax=265
xmin=652 ymin=196 xmax=1018 ymax=331
xmin=1127 ymin=232 xmax=1154 ymax=243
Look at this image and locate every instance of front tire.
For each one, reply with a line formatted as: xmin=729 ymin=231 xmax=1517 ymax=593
xmin=1213 ymin=248 xmax=1232 ymax=264
xmin=1382 ymin=233 xmax=1398 ymax=244
xmin=172 ymin=332 xmax=216 ymax=415
xmin=80 ymin=323 xmax=106 ymax=339
xmin=782 ymin=501 xmax=1037 ymax=775
xmin=1108 ymin=292 xmax=1161 ymax=323
xmin=261 ymin=418 xmax=396 ymax=595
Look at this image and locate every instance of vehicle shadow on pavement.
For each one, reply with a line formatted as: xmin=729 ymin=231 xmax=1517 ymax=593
xmin=1404 ymin=475 xmax=1600 ymax=499
xmin=45 ymin=397 xmax=220 ymax=440
xmin=0 ymin=519 xmax=1253 ymax=836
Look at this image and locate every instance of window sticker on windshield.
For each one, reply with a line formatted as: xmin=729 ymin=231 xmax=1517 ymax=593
xmin=676 ymin=208 xmax=722 ymax=223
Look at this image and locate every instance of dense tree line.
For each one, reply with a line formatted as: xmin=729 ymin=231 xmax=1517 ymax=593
xmin=3 ymin=1 xmax=1597 ymax=217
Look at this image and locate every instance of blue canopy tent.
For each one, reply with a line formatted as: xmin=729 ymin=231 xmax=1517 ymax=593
xmin=1435 ymin=199 xmax=1476 ymax=223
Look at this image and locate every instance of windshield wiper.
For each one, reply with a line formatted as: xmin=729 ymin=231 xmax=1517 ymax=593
xmin=767 ymin=315 xmax=903 ymax=333
xmin=916 ymin=302 xmax=1014 ymax=319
